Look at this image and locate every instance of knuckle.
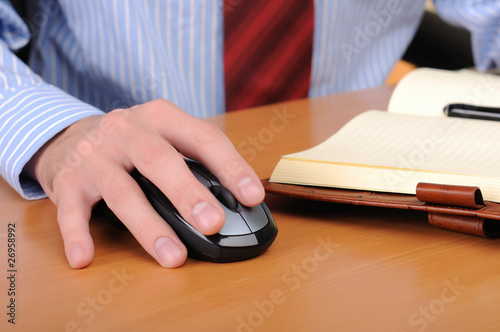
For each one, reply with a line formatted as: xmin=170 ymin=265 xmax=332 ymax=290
xmin=98 ymin=173 xmax=134 ymax=207
xmin=57 ymin=203 xmax=81 ymax=224
xmin=47 ymin=163 xmax=72 ymax=194
xmin=217 ymin=157 xmax=246 ymax=185
xmin=169 ymin=179 xmax=204 ymax=216
xmin=134 ymin=139 xmax=170 ymax=167
xmin=143 ymin=99 xmax=177 ymax=118
xmin=191 ymin=121 xmax=225 ymax=145
xmin=132 ymin=216 xmax=157 ymax=240
xmin=100 ymin=108 xmax=131 ymax=133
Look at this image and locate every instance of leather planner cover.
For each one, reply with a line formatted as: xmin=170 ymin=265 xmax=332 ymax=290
xmin=262 ymin=179 xmax=500 ymax=238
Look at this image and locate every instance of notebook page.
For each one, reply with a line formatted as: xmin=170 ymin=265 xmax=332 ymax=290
xmin=282 ymin=110 xmax=500 ymax=178
xmin=388 ymin=68 xmax=500 ymax=117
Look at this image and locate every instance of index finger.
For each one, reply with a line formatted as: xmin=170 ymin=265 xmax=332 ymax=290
xmin=141 ymin=99 xmax=265 ymax=207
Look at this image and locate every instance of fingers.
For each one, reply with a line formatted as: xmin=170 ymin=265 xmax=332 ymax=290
xmin=138 ymin=99 xmax=265 ymax=207
xmin=97 ymin=168 xmax=188 ymax=268
xmin=56 ymin=189 xmax=95 ymax=269
xmin=184 ymin=119 xmax=265 ymax=206
xmin=57 ymin=172 xmax=189 ymax=268
xmin=128 ymin=133 xmax=226 ymax=235
xmin=32 ymin=99 xmax=265 ymax=269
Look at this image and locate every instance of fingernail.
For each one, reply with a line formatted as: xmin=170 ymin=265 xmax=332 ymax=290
xmin=238 ymin=176 xmax=264 ymax=204
xmin=155 ymin=237 xmax=185 ymax=268
xmin=192 ymin=201 xmax=221 ymax=232
xmin=68 ymin=243 xmax=83 ymax=268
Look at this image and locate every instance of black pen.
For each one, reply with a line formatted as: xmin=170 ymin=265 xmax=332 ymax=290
xmin=444 ymin=103 xmax=500 ymax=121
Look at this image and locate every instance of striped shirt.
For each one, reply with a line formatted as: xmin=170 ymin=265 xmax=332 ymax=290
xmin=0 ymin=0 xmax=499 ymax=199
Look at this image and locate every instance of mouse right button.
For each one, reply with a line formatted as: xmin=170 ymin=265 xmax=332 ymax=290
xmin=239 ymin=204 xmax=271 ymax=232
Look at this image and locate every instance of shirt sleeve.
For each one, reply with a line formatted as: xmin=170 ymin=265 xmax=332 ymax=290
xmin=434 ymin=0 xmax=500 ymax=71
xmin=0 ymin=1 xmax=104 ymax=200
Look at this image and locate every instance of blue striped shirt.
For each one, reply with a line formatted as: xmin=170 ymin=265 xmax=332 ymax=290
xmin=0 ymin=0 xmax=499 ymax=199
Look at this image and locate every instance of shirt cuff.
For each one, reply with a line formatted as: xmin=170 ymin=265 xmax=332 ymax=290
xmin=0 ymin=83 xmax=105 ymax=200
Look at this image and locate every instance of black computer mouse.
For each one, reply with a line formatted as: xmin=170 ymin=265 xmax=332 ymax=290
xmin=99 ymin=159 xmax=278 ymax=263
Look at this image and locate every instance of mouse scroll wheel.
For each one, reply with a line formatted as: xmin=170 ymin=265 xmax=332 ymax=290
xmin=210 ymin=185 xmax=239 ymax=211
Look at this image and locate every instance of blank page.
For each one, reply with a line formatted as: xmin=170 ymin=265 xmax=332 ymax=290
xmin=388 ymin=68 xmax=500 ymax=117
xmin=272 ymin=111 xmax=500 ymax=201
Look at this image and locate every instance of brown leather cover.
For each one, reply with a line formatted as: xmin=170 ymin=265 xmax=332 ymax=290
xmin=427 ymin=213 xmax=488 ymax=237
xmin=262 ymin=179 xmax=500 ymax=238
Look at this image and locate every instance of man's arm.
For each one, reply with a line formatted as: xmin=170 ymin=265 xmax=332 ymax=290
xmin=434 ymin=0 xmax=500 ymax=71
xmin=0 ymin=0 xmax=104 ymax=199
xmin=0 ymin=0 xmax=265 ymax=269
xmin=28 ymin=100 xmax=265 ymax=269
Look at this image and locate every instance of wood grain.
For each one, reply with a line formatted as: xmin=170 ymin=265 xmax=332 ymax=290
xmin=2 ymin=86 xmax=500 ymax=332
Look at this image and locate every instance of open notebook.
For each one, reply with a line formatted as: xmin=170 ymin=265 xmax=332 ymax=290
xmin=269 ymin=68 xmax=500 ymax=203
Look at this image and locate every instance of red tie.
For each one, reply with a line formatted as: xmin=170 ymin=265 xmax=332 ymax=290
xmin=223 ymin=0 xmax=314 ymax=111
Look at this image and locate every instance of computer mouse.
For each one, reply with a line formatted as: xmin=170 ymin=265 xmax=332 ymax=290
xmin=99 ymin=159 xmax=278 ymax=263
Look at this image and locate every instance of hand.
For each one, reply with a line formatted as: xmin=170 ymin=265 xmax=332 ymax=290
xmin=26 ymin=99 xmax=265 ymax=268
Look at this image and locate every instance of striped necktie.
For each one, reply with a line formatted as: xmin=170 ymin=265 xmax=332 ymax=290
xmin=223 ymin=0 xmax=315 ymax=111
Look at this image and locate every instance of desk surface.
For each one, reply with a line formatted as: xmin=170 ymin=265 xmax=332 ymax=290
xmin=2 ymin=86 xmax=500 ymax=331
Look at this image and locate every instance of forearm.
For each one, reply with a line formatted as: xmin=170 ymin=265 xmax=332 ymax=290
xmin=0 ymin=83 xmax=104 ymax=199
xmin=0 ymin=1 xmax=105 ymax=199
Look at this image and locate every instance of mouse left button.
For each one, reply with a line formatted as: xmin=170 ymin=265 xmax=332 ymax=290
xmin=218 ymin=209 xmax=253 ymax=236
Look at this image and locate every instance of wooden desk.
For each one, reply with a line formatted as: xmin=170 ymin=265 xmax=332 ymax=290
xmin=2 ymin=86 xmax=500 ymax=331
